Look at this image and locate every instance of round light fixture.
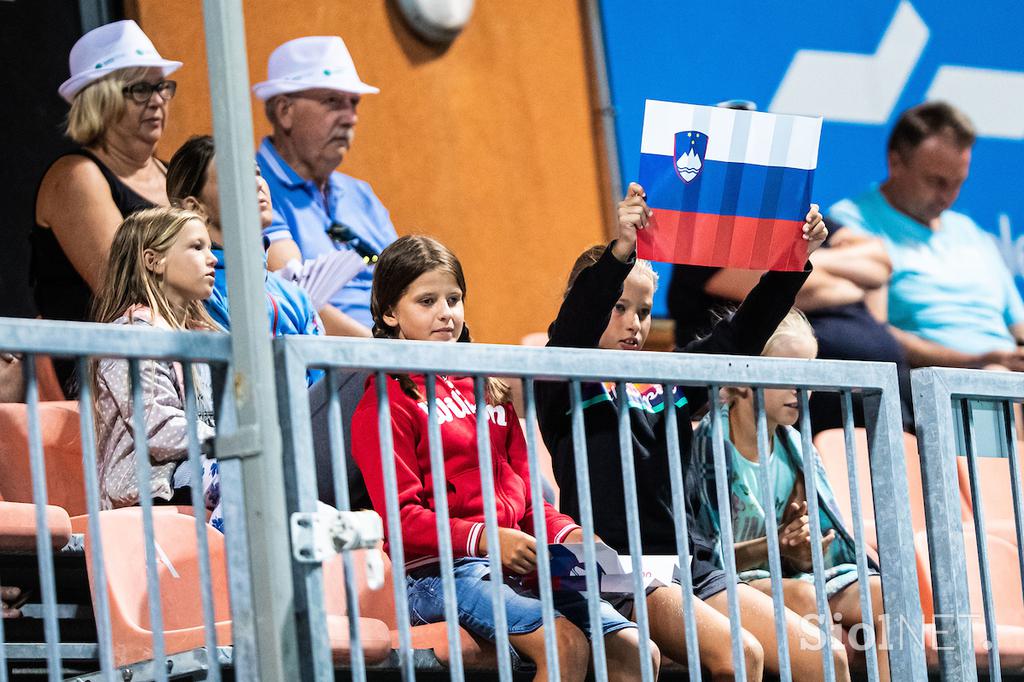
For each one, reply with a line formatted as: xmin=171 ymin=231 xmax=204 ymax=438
xmin=397 ymin=0 xmax=475 ymax=45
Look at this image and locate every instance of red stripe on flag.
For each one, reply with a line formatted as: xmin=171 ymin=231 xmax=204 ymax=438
xmin=639 ymin=209 xmax=805 ymax=271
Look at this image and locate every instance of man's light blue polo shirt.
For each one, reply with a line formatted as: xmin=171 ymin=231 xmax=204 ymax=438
xmin=257 ymin=137 xmax=397 ymax=328
xmin=830 ymin=187 xmax=1024 ymax=355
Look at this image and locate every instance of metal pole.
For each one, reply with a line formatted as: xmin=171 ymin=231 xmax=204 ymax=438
xmin=200 ymin=2 xmax=299 ymax=679
xmin=582 ymin=0 xmax=623 ymax=207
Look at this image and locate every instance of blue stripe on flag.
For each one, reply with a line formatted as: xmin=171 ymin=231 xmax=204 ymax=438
xmin=639 ymin=154 xmax=813 ymax=222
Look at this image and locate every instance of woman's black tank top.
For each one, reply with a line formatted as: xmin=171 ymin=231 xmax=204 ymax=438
xmin=30 ymin=149 xmax=157 ymax=397
xmin=30 ymin=148 xmax=156 ymax=323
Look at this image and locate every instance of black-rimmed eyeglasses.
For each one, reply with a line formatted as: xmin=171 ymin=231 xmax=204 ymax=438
xmin=122 ymin=79 xmax=177 ymax=104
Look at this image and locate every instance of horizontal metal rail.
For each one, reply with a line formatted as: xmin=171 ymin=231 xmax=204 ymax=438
xmin=276 ymin=335 xmax=927 ymax=681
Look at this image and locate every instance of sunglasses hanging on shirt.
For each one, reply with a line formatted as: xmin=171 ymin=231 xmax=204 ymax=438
xmin=327 ymin=222 xmax=380 ymax=264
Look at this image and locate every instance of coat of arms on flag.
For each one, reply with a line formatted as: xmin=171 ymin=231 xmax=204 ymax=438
xmin=674 ymin=131 xmax=707 ymax=183
xmin=638 ymin=100 xmax=822 ymax=271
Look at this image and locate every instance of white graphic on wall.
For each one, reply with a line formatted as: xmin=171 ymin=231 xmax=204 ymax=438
xmin=769 ymin=1 xmax=1024 ymax=140
xmin=926 ymin=67 xmax=1024 ymax=139
xmin=768 ymin=0 xmax=928 ymax=124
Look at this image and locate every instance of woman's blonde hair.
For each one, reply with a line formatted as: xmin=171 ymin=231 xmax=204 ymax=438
xmin=762 ymin=308 xmax=817 ymax=357
xmin=66 ymin=67 xmax=152 ymax=147
xmin=722 ymin=308 xmax=817 ymax=405
xmin=91 ymin=207 xmax=219 ymax=332
xmin=371 ymin=235 xmax=510 ymax=405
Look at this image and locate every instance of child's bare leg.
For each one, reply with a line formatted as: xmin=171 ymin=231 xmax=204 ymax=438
xmin=603 ymin=626 xmax=660 ymax=682
xmin=509 ymin=617 xmax=589 ymax=682
xmin=708 ymin=582 xmax=851 ymax=682
xmin=830 ymin=575 xmax=891 ymax=682
xmin=643 ymin=585 xmax=764 ymax=681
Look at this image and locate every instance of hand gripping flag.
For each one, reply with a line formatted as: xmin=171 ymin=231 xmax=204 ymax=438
xmin=637 ymin=100 xmax=822 ymax=271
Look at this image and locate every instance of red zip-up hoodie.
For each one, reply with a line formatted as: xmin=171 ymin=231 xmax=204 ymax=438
xmin=351 ymin=373 xmax=580 ymax=570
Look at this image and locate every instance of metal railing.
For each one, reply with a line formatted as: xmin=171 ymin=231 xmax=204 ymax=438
xmin=0 ymin=318 xmax=248 ymax=682
xmin=275 ymin=334 xmax=928 ymax=682
xmin=912 ymin=367 xmax=1024 ymax=682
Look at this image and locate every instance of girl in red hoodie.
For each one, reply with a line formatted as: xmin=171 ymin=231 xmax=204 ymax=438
xmin=351 ymin=235 xmax=656 ymax=681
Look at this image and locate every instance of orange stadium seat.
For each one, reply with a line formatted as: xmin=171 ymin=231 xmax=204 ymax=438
xmin=956 ymin=453 xmax=1024 ymax=547
xmin=329 ymin=548 xmax=499 ymax=670
xmin=85 ymin=508 xmax=391 ymax=669
xmin=0 ymin=401 xmax=85 ymax=515
xmin=915 ymin=530 xmax=1024 ymax=671
xmin=813 ymin=429 xmax=938 ymax=562
xmin=0 ymin=499 xmax=72 ymax=552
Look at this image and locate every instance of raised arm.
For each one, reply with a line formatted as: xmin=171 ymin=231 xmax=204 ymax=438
xmin=889 ymin=326 xmax=1024 ymax=371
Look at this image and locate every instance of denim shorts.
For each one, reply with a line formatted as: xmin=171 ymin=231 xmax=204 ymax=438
xmin=406 ymin=557 xmax=635 ymax=656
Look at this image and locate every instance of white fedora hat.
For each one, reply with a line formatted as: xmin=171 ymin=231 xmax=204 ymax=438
xmin=252 ymin=36 xmax=379 ymax=100
xmin=58 ymin=20 xmax=182 ymax=103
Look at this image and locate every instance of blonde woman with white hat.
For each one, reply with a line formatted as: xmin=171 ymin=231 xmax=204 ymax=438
xmin=32 ymin=19 xmax=181 ymax=395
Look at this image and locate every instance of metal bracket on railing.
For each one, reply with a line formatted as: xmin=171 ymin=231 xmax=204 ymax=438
xmin=290 ymin=508 xmax=385 ymax=589
xmin=214 ymin=423 xmax=262 ymax=459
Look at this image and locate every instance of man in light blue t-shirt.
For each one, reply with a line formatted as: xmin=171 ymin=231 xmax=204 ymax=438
xmin=830 ymin=102 xmax=1024 ymax=371
xmin=252 ymin=35 xmax=398 ymax=338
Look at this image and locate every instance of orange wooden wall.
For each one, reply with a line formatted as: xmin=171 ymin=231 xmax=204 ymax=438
xmin=129 ymin=0 xmax=614 ymax=343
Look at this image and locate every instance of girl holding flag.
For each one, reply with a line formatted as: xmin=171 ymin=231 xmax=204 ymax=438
xmin=537 ymin=183 xmax=850 ymax=681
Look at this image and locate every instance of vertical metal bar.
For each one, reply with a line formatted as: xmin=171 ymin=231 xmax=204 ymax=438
xmin=910 ymin=368 xmax=972 ymax=680
xmin=522 ymin=379 xmax=560 ymax=681
xmin=581 ymin=0 xmax=623 ymax=203
xmin=661 ymin=384 xmax=701 ymax=682
xmin=614 ymin=381 xmax=655 ymax=681
xmin=76 ymin=357 xmax=116 ymax=681
xmin=961 ymin=400 xmax=1001 ymax=681
xmin=375 ymin=371 xmax=415 ymax=681
xmin=127 ymin=359 xmax=168 ymax=682
xmin=0 ymin=571 xmax=6 ymax=682
xmin=22 ymin=355 xmax=61 ymax=681
xmin=1002 ymin=402 xmax=1024 ymax=614
xmin=182 ymin=363 xmax=221 ymax=682
xmin=326 ymin=369 xmax=367 ymax=682
xmin=798 ymin=389 xmax=837 ymax=682
xmin=708 ymin=387 xmax=747 ymax=681
xmin=840 ymin=391 xmax=879 ymax=682
xmin=423 ymin=375 xmax=465 ymax=682
xmin=213 ymin=456 xmax=257 ymax=679
xmin=569 ymin=380 xmax=609 ymax=682
xmin=275 ymin=347 xmax=331 ymax=682
xmin=201 ymin=1 xmax=299 ymax=677
xmin=752 ymin=387 xmax=791 ymax=682
xmin=474 ymin=378 xmax=513 ymax=682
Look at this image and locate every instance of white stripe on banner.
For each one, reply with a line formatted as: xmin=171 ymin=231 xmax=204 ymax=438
xmin=640 ymin=100 xmax=822 ymax=170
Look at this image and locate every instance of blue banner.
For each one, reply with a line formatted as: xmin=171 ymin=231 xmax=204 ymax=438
xmin=598 ymin=0 xmax=1024 ymax=316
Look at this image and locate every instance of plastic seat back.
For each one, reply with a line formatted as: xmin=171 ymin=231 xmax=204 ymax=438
xmin=916 ymin=529 xmax=1024 ymax=629
xmin=324 ymin=548 xmax=398 ymax=628
xmin=813 ymin=429 xmax=935 ymax=537
xmin=84 ymin=508 xmax=231 ymax=666
xmin=0 ymin=500 xmax=72 ymax=551
xmin=0 ymin=401 xmax=85 ymax=515
xmin=957 ymin=453 xmax=1024 ymax=545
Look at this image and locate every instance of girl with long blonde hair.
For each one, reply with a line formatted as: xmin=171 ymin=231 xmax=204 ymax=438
xmin=91 ymin=207 xmax=224 ymax=530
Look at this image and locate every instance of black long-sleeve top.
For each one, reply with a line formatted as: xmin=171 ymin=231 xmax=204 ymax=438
xmin=537 ymin=243 xmax=811 ymax=561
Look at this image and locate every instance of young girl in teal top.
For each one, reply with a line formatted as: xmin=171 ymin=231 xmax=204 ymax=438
xmin=692 ymin=310 xmax=890 ymax=680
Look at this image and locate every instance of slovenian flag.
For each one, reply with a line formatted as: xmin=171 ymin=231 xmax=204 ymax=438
xmin=637 ymin=100 xmax=822 ymax=271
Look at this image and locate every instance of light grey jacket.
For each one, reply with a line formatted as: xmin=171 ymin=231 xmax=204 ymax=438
xmin=94 ymin=308 xmax=215 ymax=509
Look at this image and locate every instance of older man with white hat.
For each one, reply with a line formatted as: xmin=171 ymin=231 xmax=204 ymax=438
xmin=254 ymin=36 xmax=396 ymax=337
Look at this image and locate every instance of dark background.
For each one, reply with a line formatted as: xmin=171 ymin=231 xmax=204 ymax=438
xmin=0 ymin=0 xmax=124 ymax=318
